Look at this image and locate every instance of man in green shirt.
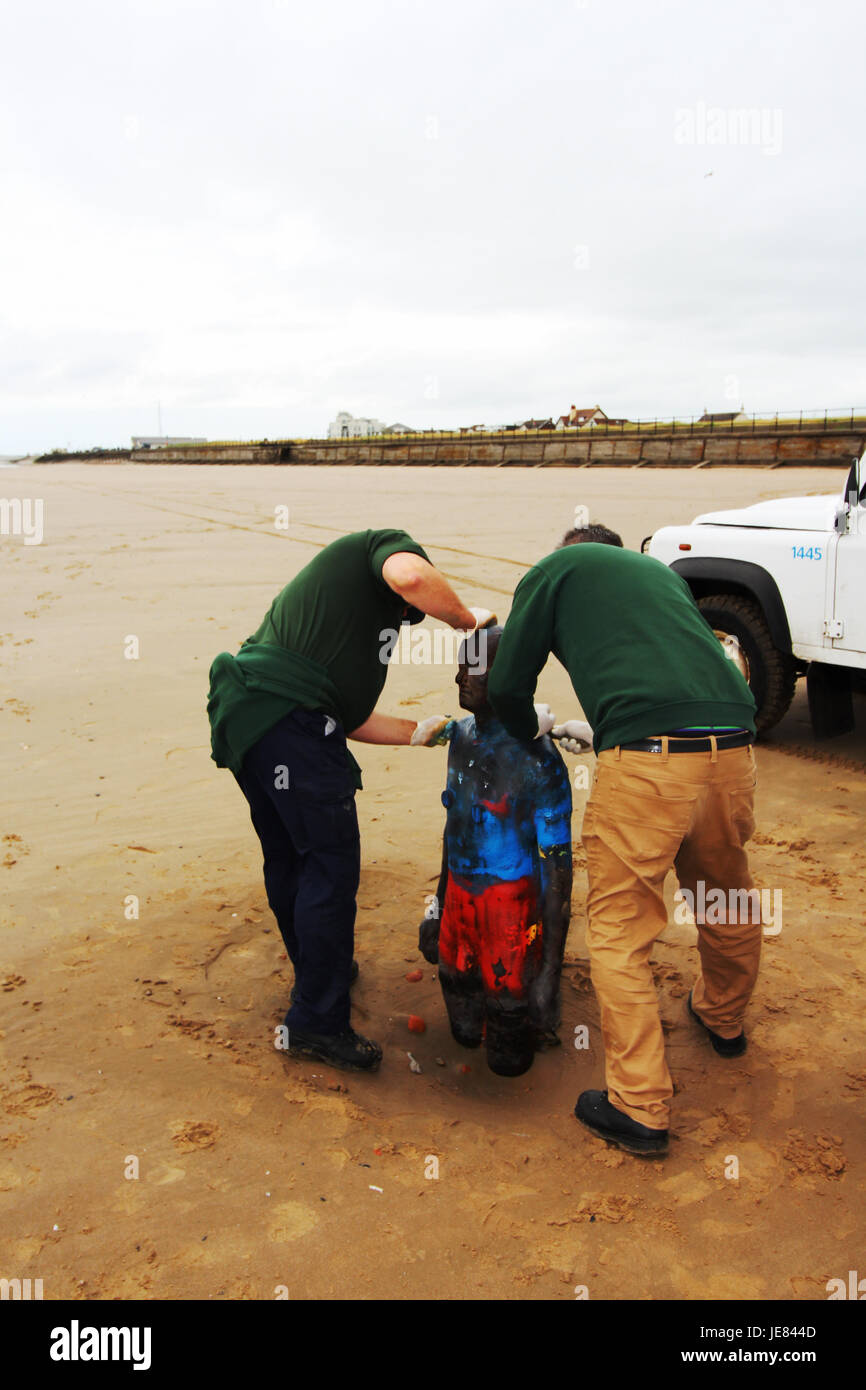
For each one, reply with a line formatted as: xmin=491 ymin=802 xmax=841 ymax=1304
xmin=207 ymin=528 xmax=492 ymax=1073
xmin=487 ymin=523 xmax=761 ymax=1157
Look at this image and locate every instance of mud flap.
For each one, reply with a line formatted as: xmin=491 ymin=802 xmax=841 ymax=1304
xmin=807 ymin=662 xmax=854 ymax=739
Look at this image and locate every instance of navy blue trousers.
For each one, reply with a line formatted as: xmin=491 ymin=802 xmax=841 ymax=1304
xmin=236 ymin=707 xmax=360 ymax=1034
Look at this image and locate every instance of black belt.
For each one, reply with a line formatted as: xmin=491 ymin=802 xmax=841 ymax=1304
xmin=619 ymin=730 xmax=753 ymax=754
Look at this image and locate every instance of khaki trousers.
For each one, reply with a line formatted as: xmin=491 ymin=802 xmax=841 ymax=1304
xmin=581 ymin=741 xmax=761 ymax=1130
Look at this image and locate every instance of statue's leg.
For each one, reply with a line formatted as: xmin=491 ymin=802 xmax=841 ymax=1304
xmin=476 ymin=876 xmax=540 ymax=1076
xmin=439 ymin=964 xmax=485 ymax=1049
xmin=438 ymin=875 xmax=484 ymax=1048
xmin=485 ymin=994 xmax=534 ymax=1076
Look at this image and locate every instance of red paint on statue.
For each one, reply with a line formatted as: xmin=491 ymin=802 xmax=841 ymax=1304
xmin=438 ymin=874 xmax=542 ymax=997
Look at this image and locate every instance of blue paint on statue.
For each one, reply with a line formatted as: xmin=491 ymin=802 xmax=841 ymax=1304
xmin=442 ymin=715 xmax=572 ymax=887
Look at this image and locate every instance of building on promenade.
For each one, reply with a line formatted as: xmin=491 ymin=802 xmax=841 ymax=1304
xmin=555 ymin=405 xmax=608 ymax=429
xmin=328 ymin=411 xmax=387 ymax=439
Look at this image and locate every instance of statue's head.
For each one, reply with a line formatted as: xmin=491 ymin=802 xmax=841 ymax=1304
xmin=455 ymin=625 xmax=503 ymax=714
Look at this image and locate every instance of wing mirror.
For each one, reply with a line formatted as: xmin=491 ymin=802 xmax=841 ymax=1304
xmin=836 ymin=455 xmax=862 ymax=533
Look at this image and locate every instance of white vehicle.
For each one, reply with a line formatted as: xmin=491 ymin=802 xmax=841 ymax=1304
xmin=644 ymin=454 xmax=865 ymax=737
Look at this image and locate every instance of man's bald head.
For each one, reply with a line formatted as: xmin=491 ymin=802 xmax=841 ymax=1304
xmin=558 ymin=523 xmax=623 ymax=548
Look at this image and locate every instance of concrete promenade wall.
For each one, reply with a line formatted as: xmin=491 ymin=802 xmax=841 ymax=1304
xmin=285 ymin=429 xmax=865 ymax=469
xmin=129 ymin=444 xmax=280 ymax=464
xmin=38 ymin=427 xmax=866 ymax=468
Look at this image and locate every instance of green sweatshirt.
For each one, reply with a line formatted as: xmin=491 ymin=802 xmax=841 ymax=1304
xmin=207 ymin=528 xmax=430 ymax=785
xmin=487 ymin=544 xmax=757 ymax=751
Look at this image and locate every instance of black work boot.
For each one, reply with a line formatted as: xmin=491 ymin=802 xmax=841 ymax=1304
xmin=687 ymin=990 xmax=747 ymax=1058
xmin=575 ymin=1089 xmax=669 ymax=1156
xmin=282 ymin=1018 xmax=382 ymax=1072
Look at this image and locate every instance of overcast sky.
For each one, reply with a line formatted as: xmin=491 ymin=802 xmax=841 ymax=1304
xmin=1 ymin=0 xmax=864 ymax=452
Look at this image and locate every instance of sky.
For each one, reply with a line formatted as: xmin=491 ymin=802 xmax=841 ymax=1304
xmin=1 ymin=0 xmax=864 ymax=453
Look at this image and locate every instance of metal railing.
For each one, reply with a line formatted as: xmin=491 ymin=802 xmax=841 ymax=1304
xmin=291 ymin=407 xmax=866 ymax=445
xmin=118 ymin=407 xmax=866 ymax=452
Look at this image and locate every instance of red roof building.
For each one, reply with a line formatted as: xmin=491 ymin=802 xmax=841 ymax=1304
xmin=556 ymin=404 xmax=608 ymax=429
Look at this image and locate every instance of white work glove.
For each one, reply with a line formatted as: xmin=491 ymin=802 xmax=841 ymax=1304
xmin=411 ymin=715 xmax=455 ymax=747
xmin=467 ymin=606 xmax=497 ymax=632
xmin=533 ymin=703 xmax=556 ymax=738
xmin=551 ymin=719 xmax=594 ymax=753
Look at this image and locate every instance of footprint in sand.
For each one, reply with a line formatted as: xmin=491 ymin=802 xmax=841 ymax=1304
xmin=3 ymin=699 xmax=31 ymax=719
xmin=549 ymin=1193 xmax=637 ymax=1225
xmin=2 ymin=1082 xmax=57 ymax=1116
xmin=580 ymin=1193 xmax=637 ymax=1223
xmin=651 ymin=962 xmax=688 ymax=999
xmin=783 ymin=1129 xmax=846 ymax=1180
xmin=170 ymin=1120 xmax=219 ymax=1152
xmin=0 ymin=1160 xmax=26 ymax=1191
xmin=656 ymin=1170 xmax=712 ymax=1207
xmin=699 ymin=1141 xmax=780 ymax=1195
xmin=2 ymin=834 xmax=29 ymax=869
xmin=268 ymin=1200 xmax=319 ymax=1243
xmin=149 ymin=1164 xmax=187 ymax=1186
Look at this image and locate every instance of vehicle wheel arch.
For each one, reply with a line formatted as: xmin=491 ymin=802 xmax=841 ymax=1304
xmin=670 ymin=557 xmax=793 ymax=656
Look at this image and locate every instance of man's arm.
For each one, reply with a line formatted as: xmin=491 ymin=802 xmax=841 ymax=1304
xmin=347 ymin=711 xmax=417 ymax=744
xmin=487 ymin=568 xmax=557 ymax=740
xmin=381 ymin=552 xmax=481 ymax=630
xmin=348 ymin=710 xmax=456 ymax=745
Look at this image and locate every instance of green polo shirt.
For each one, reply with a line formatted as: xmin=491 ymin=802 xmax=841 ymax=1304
xmin=207 ymin=528 xmax=430 ymax=784
xmin=487 ymin=544 xmax=757 ymax=752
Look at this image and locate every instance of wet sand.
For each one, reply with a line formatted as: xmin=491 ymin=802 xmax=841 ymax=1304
xmin=0 ymin=463 xmax=863 ymax=1300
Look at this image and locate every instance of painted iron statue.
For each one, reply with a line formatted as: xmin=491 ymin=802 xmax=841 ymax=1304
xmin=418 ymin=627 xmax=573 ymax=1076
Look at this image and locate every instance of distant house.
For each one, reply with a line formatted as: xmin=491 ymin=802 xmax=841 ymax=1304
xmin=131 ymin=436 xmax=207 ymax=449
xmin=555 ymin=405 xmax=608 ymax=430
xmin=328 ymin=411 xmax=387 ymax=439
xmin=382 ymin=422 xmax=415 ymax=435
xmin=698 ymin=411 xmax=748 ymax=424
xmin=518 ymin=418 xmax=556 ymax=431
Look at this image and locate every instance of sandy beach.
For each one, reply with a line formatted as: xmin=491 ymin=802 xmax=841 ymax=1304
xmin=1 ymin=462 xmax=863 ymax=1301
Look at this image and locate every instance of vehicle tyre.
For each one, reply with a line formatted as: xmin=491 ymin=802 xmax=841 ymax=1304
xmin=697 ymin=594 xmax=797 ymax=736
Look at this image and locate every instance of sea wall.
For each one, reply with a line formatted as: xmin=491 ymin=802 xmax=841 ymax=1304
xmin=279 ymin=428 xmax=865 ymax=468
xmin=37 ymin=426 xmax=866 ymax=468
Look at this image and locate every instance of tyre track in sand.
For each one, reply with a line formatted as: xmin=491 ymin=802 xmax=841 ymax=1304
xmin=41 ymin=476 xmax=529 ymax=600
xmin=34 ymin=474 xmax=866 ymax=768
